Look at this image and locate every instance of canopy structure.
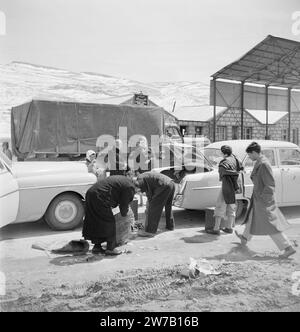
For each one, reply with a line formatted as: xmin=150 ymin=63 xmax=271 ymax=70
xmin=211 ymin=35 xmax=300 ymax=141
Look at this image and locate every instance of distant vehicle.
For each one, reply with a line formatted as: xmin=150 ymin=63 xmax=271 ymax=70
xmin=10 ymin=100 xmax=182 ymax=161
xmin=172 ymin=140 xmax=300 ymax=218
xmin=0 ymin=151 xmax=96 ymax=230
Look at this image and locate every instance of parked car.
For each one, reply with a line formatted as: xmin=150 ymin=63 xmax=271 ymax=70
xmin=173 ymin=140 xmax=300 ymax=218
xmin=0 ymin=151 xmax=96 ymax=230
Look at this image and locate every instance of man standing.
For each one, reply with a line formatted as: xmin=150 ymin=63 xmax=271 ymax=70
xmin=207 ymin=145 xmax=242 ymax=235
xmin=134 ymin=172 xmax=175 ymax=237
xmin=82 ymin=175 xmax=135 ymax=255
xmin=235 ymin=142 xmax=296 ymax=259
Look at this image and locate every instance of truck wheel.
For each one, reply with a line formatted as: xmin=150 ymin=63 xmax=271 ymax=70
xmin=44 ymin=193 xmax=84 ymax=231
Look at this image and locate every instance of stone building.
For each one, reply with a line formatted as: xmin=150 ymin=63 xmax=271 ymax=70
xmin=174 ymin=105 xmax=300 ymax=145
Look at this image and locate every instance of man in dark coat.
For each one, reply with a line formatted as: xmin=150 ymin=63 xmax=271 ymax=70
xmin=207 ymin=145 xmax=242 ymax=235
xmin=82 ymin=175 xmax=135 ymax=255
xmin=134 ymin=172 xmax=175 ymax=237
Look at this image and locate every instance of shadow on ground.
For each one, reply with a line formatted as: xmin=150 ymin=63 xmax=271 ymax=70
xmin=207 ymin=243 xmax=282 ymax=262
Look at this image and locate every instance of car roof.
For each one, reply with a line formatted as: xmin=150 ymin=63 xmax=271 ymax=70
xmin=205 ymin=140 xmax=299 ymax=159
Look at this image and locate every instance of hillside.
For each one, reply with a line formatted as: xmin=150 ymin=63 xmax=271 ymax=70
xmin=0 ymin=62 xmax=209 ymax=138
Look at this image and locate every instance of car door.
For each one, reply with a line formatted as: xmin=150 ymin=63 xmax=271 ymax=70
xmin=0 ymin=157 xmax=19 ymax=228
xmin=243 ymin=149 xmax=281 ymax=202
xmin=278 ymin=148 xmax=300 ymax=205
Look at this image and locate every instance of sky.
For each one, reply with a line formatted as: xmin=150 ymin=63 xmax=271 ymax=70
xmin=0 ymin=0 xmax=299 ymax=82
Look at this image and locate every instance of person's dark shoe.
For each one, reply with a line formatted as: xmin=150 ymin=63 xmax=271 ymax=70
xmin=221 ymin=228 xmax=233 ymax=234
xmin=206 ymin=229 xmax=221 ymax=235
xmin=165 ymin=227 xmax=174 ymax=231
xmin=92 ymin=244 xmax=105 ymax=254
xmin=105 ymin=248 xmax=123 ymax=256
xmin=137 ymin=230 xmax=155 ymax=237
xmin=235 ymin=231 xmax=248 ymax=246
xmin=279 ymin=246 xmax=296 ymax=259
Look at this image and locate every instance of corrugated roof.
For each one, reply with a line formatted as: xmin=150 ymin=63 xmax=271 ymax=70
xmin=173 ymin=105 xmax=227 ymax=122
xmin=246 ymin=109 xmax=288 ymax=125
xmin=212 ymin=35 xmax=300 ymax=89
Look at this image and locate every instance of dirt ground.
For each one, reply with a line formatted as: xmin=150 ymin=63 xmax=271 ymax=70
xmin=1 ymin=206 xmax=300 ymax=312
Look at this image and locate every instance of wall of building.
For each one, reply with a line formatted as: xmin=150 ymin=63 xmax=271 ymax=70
xmin=178 ymin=109 xmax=300 ymax=144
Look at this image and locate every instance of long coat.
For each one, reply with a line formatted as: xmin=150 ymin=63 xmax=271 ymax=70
xmin=244 ymin=155 xmax=289 ymax=235
xmin=82 ymin=176 xmax=135 ymax=243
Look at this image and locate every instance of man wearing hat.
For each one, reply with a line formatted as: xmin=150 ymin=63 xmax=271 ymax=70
xmin=207 ymin=145 xmax=242 ymax=235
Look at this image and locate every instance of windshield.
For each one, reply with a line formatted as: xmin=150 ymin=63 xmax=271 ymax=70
xmin=155 ymin=143 xmax=212 ymax=169
xmin=203 ymin=148 xmax=224 ymax=168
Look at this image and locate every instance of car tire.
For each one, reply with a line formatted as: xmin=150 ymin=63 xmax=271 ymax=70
xmin=44 ymin=193 xmax=84 ymax=231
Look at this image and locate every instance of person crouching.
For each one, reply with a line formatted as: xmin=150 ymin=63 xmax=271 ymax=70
xmin=133 ymin=172 xmax=175 ymax=237
xmin=82 ymin=175 xmax=135 ymax=255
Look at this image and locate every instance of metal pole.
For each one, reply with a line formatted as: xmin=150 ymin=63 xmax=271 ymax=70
xmin=265 ymin=85 xmax=269 ymax=140
xmin=241 ymin=81 xmax=245 ymax=139
xmin=213 ymin=78 xmax=217 ymax=142
xmin=288 ymin=88 xmax=292 ymax=142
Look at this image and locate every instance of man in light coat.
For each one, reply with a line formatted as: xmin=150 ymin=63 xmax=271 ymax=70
xmin=235 ymin=142 xmax=296 ymax=259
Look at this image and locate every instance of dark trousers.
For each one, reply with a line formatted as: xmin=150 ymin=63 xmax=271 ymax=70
xmin=145 ymin=182 xmax=175 ymax=234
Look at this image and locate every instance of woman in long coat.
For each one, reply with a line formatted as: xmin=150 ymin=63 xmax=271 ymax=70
xmin=235 ymin=142 xmax=296 ymax=259
xmin=82 ymin=175 xmax=135 ymax=255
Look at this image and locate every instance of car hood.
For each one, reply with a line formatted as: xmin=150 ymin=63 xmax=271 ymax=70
xmin=12 ymin=161 xmax=89 ymax=178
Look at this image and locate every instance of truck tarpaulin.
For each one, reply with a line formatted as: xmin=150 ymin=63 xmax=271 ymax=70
xmin=11 ymin=100 xmax=174 ymax=159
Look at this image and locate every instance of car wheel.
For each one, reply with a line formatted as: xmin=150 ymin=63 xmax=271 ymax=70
xmin=44 ymin=193 xmax=84 ymax=231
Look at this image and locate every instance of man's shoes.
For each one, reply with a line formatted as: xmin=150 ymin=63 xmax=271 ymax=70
xmin=206 ymin=229 xmax=221 ymax=235
xmin=221 ymin=228 xmax=234 ymax=234
xmin=105 ymin=248 xmax=123 ymax=256
xmin=279 ymin=246 xmax=296 ymax=259
xmin=92 ymin=244 xmax=105 ymax=254
xmin=165 ymin=226 xmax=174 ymax=231
xmin=137 ymin=230 xmax=155 ymax=237
xmin=234 ymin=231 xmax=248 ymax=246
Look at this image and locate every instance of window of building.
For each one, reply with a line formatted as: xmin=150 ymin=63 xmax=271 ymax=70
xmin=195 ymin=126 xmax=203 ymax=136
xmin=232 ymin=126 xmax=239 ymax=140
xmin=281 ymin=129 xmax=288 ymax=141
xmin=180 ymin=126 xmax=187 ymax=136
xmin=293 ymin=128 xmax=299 ymax=145
xmin=243 ymin=127 xmax=253 ymax=140
xmin=216 ymin=126 xmax=227 ymax=141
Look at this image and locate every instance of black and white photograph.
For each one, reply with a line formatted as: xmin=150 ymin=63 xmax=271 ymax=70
xmin=1 ymin=0 xmax=300 ymax=315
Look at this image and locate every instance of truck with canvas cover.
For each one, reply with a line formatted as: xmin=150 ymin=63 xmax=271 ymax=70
xmin=10 ymin=100 xmax=182 ymax=160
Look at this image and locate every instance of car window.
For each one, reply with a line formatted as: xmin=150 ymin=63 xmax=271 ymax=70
xmin=204 ymin=148 xmax=223 ymax=167
xmin=279 ymin=149 xmax=300 ymax=165
xmin=244 ymin=149 xmax=276 ymax=168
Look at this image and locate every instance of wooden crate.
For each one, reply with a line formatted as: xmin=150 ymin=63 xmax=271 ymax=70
xmin=114 ymin=208 xmax=135 ymax=246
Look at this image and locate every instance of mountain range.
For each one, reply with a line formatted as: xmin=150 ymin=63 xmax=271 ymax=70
xmin=0 ymin=62 xmax=209 ymax=138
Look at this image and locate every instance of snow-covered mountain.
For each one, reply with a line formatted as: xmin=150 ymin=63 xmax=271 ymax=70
xmin=0 ymin=62 xmax=209 ymax=138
